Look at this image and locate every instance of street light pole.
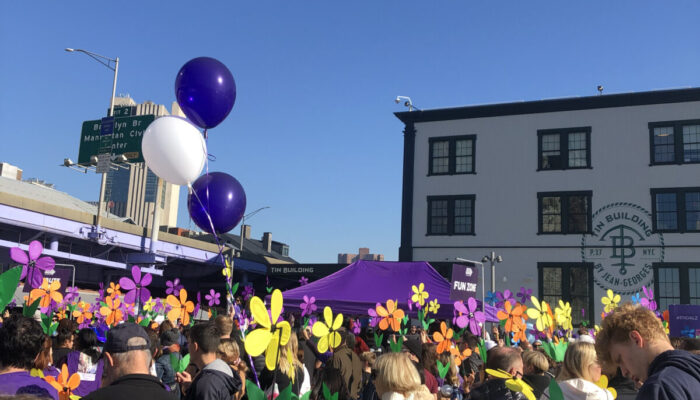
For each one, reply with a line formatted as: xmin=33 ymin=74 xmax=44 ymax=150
xmin=66 ymin=48 xmax=119 ymax=235
xmin=481 ymin=251 xmax=503 ymax=294
xmin=239 ymin=206 xmax=270 ymax=253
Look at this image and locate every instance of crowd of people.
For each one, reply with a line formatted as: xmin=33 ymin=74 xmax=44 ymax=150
xmin=0 ymin=303 xmax=699 ymax=400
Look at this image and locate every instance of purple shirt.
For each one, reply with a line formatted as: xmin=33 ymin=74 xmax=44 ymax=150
xmin=0 ymin=370 xmax=59 ymax=400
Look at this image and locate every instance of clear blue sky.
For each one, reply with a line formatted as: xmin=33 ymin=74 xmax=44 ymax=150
xmin=2 ymin=2 xmax=700 ymax=263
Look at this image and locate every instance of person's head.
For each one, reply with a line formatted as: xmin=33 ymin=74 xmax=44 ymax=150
xmin=55 ymin=319 xmax=77 ymax=348
xmin=402 ymin=335 xmax=423 ymax=364
xmin=217 ymin=338 xmax=248 ymax=374
xmin=75 ymin=327 xmax=101 ymax=363
xmin=522 ymin=350 xmax=549 ymax=375
xmin=102 ymin=323 xmax=152 ymax=385
xmin=486 ymin=346 xmax=523 ymax=378
xmin=336 ymin=327 xmax=348 ymax=348
xmin=421 ymin=342 xmax=438 ymax=376
xmin=215 ymin=315 xmax=233 ymax=339
xmin=360 ymin=351 xmax=377 ymax=371
xmin=147 ymin=328 xmax=161 ymax=360
xmin=519 ymin=340 xmax=533 ymax=352
xmin=558 ymin=342 xmax=602 ymax=383
xmin=159 ymin=319 xmax=174 ymax=335
xmin=0 ymin=315 xmax=46 ymax=370
xmin=33 ymin=336 xmax=53 ymax=371
xmin=374 ymin=352 xmax=422 ymax=397
xmin=595 ymin=303 xmax=672 ymax=382
xmin=160 ymin=329 xmax=180 ymax=348
xmin=188 ymin=322 xmax=221 ymax=366
xmin=533 ymin=340 xmax=542 ymax=351
xmin=409 ymin=325 xmax=417 ymax=335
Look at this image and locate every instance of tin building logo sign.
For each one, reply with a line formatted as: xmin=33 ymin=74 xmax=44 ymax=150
xmin=582 ymin=202 xmax=663 ymax=295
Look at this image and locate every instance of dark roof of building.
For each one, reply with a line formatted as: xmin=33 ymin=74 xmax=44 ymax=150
xmin=394 ymin=87 xmax=700 ymax=124
xmin=197 ymin=232 xmax=297 ymax=264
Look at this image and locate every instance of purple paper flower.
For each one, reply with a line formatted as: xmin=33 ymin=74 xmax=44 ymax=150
xmin=205 ymin=289 xmax=221 ymax=307
xmin=166 ymin=278 xmax=183 ymax=295
xmin=119 ymin=265 xmax=152 ymax=305
xmin=97 ymin=282 xmax=105 ymax=301
xmin=307 ymin=315 xmax=318 ymax=328
xmin=153 ymin=298 xmax=164 ymax=313
xmin=242 ymin=285 xmax=254 ymax=300
xmin=516 ymin=287 xmax=532 ymax=304
xmin=496 ymin=289 xmax=515 ymax=309
xmin=299 ymin=276 xmax=309 ymax=286
xmin=300 ymin=295 xmax=317 ymax=317
xmin=454 ymin=298 xmax=485 ymax=336
xmin=194 ymin=291 xmax=202 ymax=317
xmin=641 ymin=286 xmax=657 ymax=311
xmin=352 ymin=321 xmax=361 ymax=335
xmin=368 ymin=303 xmax=381 ymax=327
xmin=65 ymin=286 xmax=79 ymax=303
xmin=10 ymin=240 xmax=55 ymax=289
xmin=407 ymin=297 xmax=413 ymax=312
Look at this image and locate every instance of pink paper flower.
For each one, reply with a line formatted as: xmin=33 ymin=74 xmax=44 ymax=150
xmin=119 ymin=265 xmax=152 ymax=305
xmin=205 ymin=289 xmax=221 ymax=307
xmin=10 ymin=240 xmax=55 ymax=289
xmin=166 ymin=278 xmax=183 ymax=295
xmin=454 ymin=298 xmax=485 ymax=336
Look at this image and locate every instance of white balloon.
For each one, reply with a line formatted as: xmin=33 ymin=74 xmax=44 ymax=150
xmin=142 ymin=116 xmax=206 ymax=186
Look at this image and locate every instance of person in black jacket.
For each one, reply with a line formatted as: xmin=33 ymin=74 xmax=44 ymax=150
xmin=521 ymin=350 xmax=551 ymax=400
xmin=176 ymin=322 xmax=241 ymax=400
xmin=468 ymin=347 xmax=526 ymax=400
xmin=596 ymin=303 xmax=700 ymax=400
xmin=82 ymin=323 xmax=176 ymax=400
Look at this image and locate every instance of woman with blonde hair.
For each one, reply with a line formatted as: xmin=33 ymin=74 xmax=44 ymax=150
xmin=261 ymin=332 xmax=308 ymax=397
xmin=373 ymin=353 xmax=433 ymax=400
xmin=545 ymin=342 xmax=613 ymax=400
xmin=217 ymin=339 xmax=248 ymax=400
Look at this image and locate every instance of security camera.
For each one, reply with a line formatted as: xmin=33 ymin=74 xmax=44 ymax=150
xmin=63 ymin=158 xmax=73 ymax=167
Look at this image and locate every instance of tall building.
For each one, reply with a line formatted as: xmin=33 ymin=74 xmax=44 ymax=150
xmin=0 ymin=163 xmax=22 ymax=180
xmin=395 ymin=87 xmax=700 ymax=324
xmin=338 ymin=247 xmax=384 ymax=263
xmin=103 ymin=96 xmax=182 ymax=228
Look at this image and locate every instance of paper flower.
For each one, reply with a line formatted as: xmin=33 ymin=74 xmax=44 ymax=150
xmin=640 ymin=286 xmax=657 ymax=311
xmin=428 ymin=298 xmax=440 ymax=314
xmin=45 ymin=364 xmax=81 ymax=400
xmin=496 ymin=289 xmax=515 ymax=309
xmin=107 ymin=282 xmax=121 ymax=298
xmin=242 ymin=284 xmax=254 ymax=300
xmin=681 ymin=326 xmax=696 ymax=338
xmin=368 ymin=304 xmax=380 ymax=327
xmin=10 ymin=240 xmax=56 ymax=289
xmin=595 ymin=375 xmax=617 ymax=399
xmin=352 ymin=320 xmax=361 ymax=335
xmin=432 ymin=321 xmax=454 ymax=354
xmin=602 ymin=289 xmax=621 ymax=313
xmin=245 ymin=289 xmax=291 ymax=370
xmin=497 ymin=301 xmax=527 ymax=334
xmin=376 ymin=300 xmax=405 ymax=331
xmin=119 ymin=265 xmax=152 ymax=305
xmin=299 ymin=276 xmax=309 ymax=286
xmin=222 ymin=260 xmax=233 ymax=279
xmin=630 ymin=293 xmax=640 ymax=305
xmin=516 ymin=287 xmax=533 ymax=304
xmin=166 ymin=278 xmax=183 ymax=295
xmin=205 ymin=289 xmax=221 ymax=307
xmin=143 ymin=297 xmax=156 ymax=312
xmin=72 ymin=301 xmax=93 ymax=325
xmin=411 ymin=283 xmax=429 ymax=307
xmin=485 ymin=291 xmax=498 ymax=306
xmin=166 ymin=289 xmax=195 ymax=326
xmin=455 ymin=298 xmax=485 ymax=336
xmin=526 ymin=296 xmax=553 ymax=333
xmin=100 ymin=295 xmax=124 ymax=326
xmin=450 ymin=346 xmax=473 ymax=366
xmin=555 ymin=300 xmax=573 ymax=331
xmin=64 ymin=286 xmax=79 ymax=303
xmin=312 ymin=306 xmax=344 ymax=353
xmin=29 ymin=279 xmax=63 ymax=310
xmin=486 ymin=369 xmax=536 ymax=400
xmin=300 ymin=295 xmax=317 ymax=317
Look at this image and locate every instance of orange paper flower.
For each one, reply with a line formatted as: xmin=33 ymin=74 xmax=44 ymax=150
xmin=167 ymin=288 xmax=195 ymax=326
xmin=29 ymin=279 xmax=63 ymax=309
xmin=376 ymin=299 xmax=405 ymax=332
xmin=72 ymin=301 xmax=93 ymax=324
xmin=497 ymin=301 xmax=527 ymax=333
xmin=100 ymin=295 xmax=124 ymax=326
xmin=450 ymin=346 xmax=473 ymax=366
xmin=433 ymin=321 xmax=454 ymax=354
xmin=107 ymin=282 xmax=122 ymax=297
xmin=45 ymin=363 xmax=80 ymax=400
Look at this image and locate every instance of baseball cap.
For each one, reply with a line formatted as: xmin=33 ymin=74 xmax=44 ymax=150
xmin=402 ymin=335 xmax=423 ymax=363
xmin=160 ymin=329 xmax=180 ymax=347
xmin=103 ymin=323 xmax=151 ymax=353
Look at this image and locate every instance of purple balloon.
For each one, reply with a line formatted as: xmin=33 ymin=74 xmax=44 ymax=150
xmin=175 ymin=57 xmax=236 ymax=129
xmin=188 ymin=172 xmax=246 ymax=234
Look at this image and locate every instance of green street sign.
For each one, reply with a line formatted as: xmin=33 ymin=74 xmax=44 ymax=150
xmin=77 ymin=114 xmax=155 ymax=165
xmin=111 ymin=106 xmax=136 ymax=117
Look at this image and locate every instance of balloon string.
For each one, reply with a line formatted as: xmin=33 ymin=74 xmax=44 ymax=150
xmin=189 ymin=184 xmax=227 ymax=271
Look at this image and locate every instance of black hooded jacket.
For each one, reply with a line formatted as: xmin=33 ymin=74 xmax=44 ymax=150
xmin=467 ymin=378 xmax=526 ymax=400
xmin=185 ymin=359 xmax=241 ymax=400
xmin=637 ymin=349 xmax=700 ymax=400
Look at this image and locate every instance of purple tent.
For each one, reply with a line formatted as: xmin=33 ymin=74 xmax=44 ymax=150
xmin=279 ymin=260 xmax=498 ymax=322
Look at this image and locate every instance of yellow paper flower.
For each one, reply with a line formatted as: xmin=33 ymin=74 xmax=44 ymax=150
xmin=143 ymin=297 xmax=156 ymax=312
xmin=526 ymin=296 xmax=553 ymax=333
xmin=411 ymin=283 xmax=429 ymax=306
xmin=486 ymin=369 xmax=536 ymax=400
xmin=595 ymin=375 xmax=617 ymax=399
xmin=244 ymin=289 xmax=291 ymax=370
xmin=555 ymin=300 xmax=573 ymax=331
xmin=222 ymin=258 xmax=233 ymax=279
xmin=312 ymin=306 xmax=344 ymax=353
xmin=601 ymin=289 xmax=621 ymax=313
xmin=29 ymin=279 xmax=63 ymax=309
xmin=428 ymin=298 xmax=440 ymax=314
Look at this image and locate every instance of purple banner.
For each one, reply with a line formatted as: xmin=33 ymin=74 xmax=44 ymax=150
xmin=23 ymin=266 xmax=72 ymax=295
xmin=450 ymin=263 xmax=479 ymax=302
xmin=669 ymin=304 xmax=700 ymax=338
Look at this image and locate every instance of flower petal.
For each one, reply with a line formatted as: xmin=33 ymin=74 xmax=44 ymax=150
xmin=35 ymin=257 xmax=55 ymax=271
xmin=312 ymin=320 xmax=330 ymax=337
xmin=265 ymin=331 xmax=281 ymax=370
xmin=376 ymin=305 xmax=389 ymax=317
xmin=10 ymin=247 xmax=28 ymax=265
xmin=250 ymin=297 xmax=271 ymax=329
xmin=331 ymin=312 xmax=344 ymax=331
xmin=317 ymin=335 xmax=329 ymax=353
xmin=277 ymin=321 xmax=291 ymax=347
xmin=120 ymin=277 xmax=136 ymax=291
xmin=323 ymin=306 xmax=334 ymax=326
xmin=467 ymin=297 xmax=477 ymax=313
xmin=140 ymin=273 xmax=152 ymax=287
xmin=270 ymin=289 xmax=283 ymax=322
xmin=329 ymin=331 xmax=341 ymax=349
xmin=28 ymin=240 xmax=43 ymax=261
xmin=123 ymin=290 xmax=136 ymax=305
xmin=245 ymin=328 xmax=273 ymax=357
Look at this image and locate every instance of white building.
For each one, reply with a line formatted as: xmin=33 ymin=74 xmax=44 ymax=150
xmin=395 ymin=87 xmax=700 ymax=325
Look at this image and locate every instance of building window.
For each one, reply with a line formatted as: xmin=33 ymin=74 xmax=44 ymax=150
xmin=429 ymin=135 xmax=475 ymax=175
xmin=427 ymin=195 xmax=475 ymax=235
xmin=538 ymin=191 xmax=592 ymax=234
xmin=649 ymin=119 xmax=700 ymax=165
xmin=537 ymin=127 xmax=591 ymax=170
xmin=651 ymin=187 xmax=700 ymax=233
xmin=654 ymin=264 xmax=700 ymax=310
xmin=538 ymin=263 xmax=594 ymax=326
